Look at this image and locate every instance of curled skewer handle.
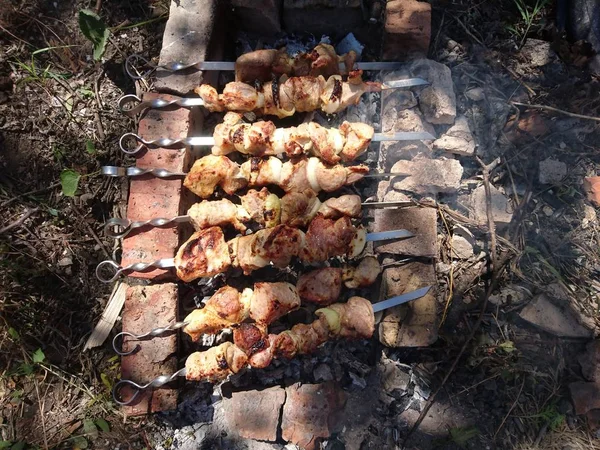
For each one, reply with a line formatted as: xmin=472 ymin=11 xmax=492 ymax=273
xmin=117 ymin=94 xmax=204 ymax=117
xmin=125 ymin=54 xmax=156 ymax=80
xmin=101 ymin=166 xmax=187 ymax=178
xmin=112 ymin=367 xmax=187 ymax=405
xmin=95 ymin=258 xmax=176 ymax=283
xmin=104 ymin=216 xmax=191 ymax=239
xmin=112 ymin=321 xmax=190 ymax=356
xmin=119 ymin=132 xmax=203 ymax=154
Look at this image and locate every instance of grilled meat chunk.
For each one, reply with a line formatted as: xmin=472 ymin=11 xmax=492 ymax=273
xmin=319 ymin=194 xmax=362 ymax=219
xmin=188 ymin=199 xmax=248 ymax=232
xmin=184 ymin=155 xmax=247 ymax=199
xmin=250 ymin=282 xmax=300 ymax=325
xmin=185 ymin=342 xmax=247 ymax=382
xmin=174 ymin=227 xmax=231 ymax=282
xmin=342 ymin=256 xmax=381 ymax=289
xmin=297 ymin=267 xmax=343 ymax=306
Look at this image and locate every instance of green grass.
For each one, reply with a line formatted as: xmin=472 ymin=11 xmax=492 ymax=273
xmin=506 ymin=0 xmax=551 ymax=48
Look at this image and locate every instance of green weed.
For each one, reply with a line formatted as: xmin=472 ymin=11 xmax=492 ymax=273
xmin=506 ymin=0 xmax=551 ymax=48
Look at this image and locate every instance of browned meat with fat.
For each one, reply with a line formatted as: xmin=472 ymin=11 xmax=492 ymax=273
xmin=185 ymin=342 xmax=247 ymax=382
xmin=297 ymin=267 xmax=342 ymax=305
xmin=326 ymin=296 xmax=375 ymax=339
xmin=319 ymin=194 xmax=362 ymax=219
xmin=175 ymin=227 xmax=231 ymax=282
xmin=342 ymin=256 xmax=381 ymax=289
xmin=232 ymin=323 xmax=269 ymax=356
xmin=339 ymin=121 xmax=374 ymax=161
xmin=252 ymin=225 xmax=304 ymax=268
xmin=188 ymin=199 xmax=247 ymax=232
xmin=184 ymin=155 xmax=247 ymax=198
xmin=280 ymin=190 xmax=321 ymax=228
xmin=301 ymin=216 xmax=357 ymax=263
xmin=250 ymin=282 xmax=300 ymax=325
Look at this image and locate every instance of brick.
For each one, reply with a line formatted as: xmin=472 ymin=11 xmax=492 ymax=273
xmin=569 ymin=381 xmax=600 ymax=415
xmin=391 ymin=156 xmax=463 ymax=195
xmin=373 ymin=207 xmax=438 ymax=257
xmin=121 ymin=284 xmax=179 ymax=415
xmin=379 ymin=262 xmax=438 ymax=347
xmin=154 ymin=0 xmax=219 ymax=94
xmin=283 ymin=0 xmax=362 ymax=38
xmin=433 ymin=116 xmax=476 ymax=156
xmin=383 ymin=0 xmax=431 ymax=58
xmin=410 ymin=59 xmax=456 ymax=124
xmin=579 ymin=340 xmax=600 ymax=382
xmin=223 ymin=386 xmax=286 ymax=441
xmin=282 ymin=382 xmax=346 ymax=450
xmin=467 ymin=184 xmax=513 ymax=226
xmin=120 ymin=93 xmax=192 ymax=281
xmin=232 ymin=0 xmax=282 ymax=35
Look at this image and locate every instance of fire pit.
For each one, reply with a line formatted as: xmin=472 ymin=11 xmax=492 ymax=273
xmin=98 ymin=0 xmax=471 ymax=448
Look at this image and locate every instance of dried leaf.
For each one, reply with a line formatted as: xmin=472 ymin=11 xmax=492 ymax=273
xmin=584 ymin=177 xmax=600 ymax=207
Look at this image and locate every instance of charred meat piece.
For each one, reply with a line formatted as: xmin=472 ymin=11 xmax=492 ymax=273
xmin=175 ymin=227 xmax=231 ymax=282
xmin=301 ymin=216 xmax=357 ymax=263
xmin=320 ymin=74 xmax=380 ymax=115
xmin=184 ymin=155 xmax=247 ymax=199
xmin=185 ymin=342 xmax=248 ymax=382
xmin=319 ymin=194 xmax=362 ymax=219
xmin=183 ymin=286 xmax=251 ymax=341
xmin=280 ymin=190 xmax=321 ymax=228
xmin=233 ymin=323 xmax=269 ymax=356
xmin=297 ymin=267 xmax=343 ymax=306
xmin=342 ymin=256 xmax=381 ymax=289
xmin=252 ymin=225 xmax=305 ymax=268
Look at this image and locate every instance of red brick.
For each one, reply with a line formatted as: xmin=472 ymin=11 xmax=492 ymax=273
xmin=373 ymin=207 xmax=438 ymax=257
xmin=121 ymin=284 xmax=179 ymax=416
xmin=569 ymin=381 xmax=600 ymax=415
xmin=223 ymin=386 xmax=286 ymax=441
xmin=120 ymin=92 xmax=192 ymax=280
xmin=282 ymin=382 xmax=346 ymax=450
xmin=379 ymin=263 xmax=438 ymax=348
xmin=383 ymin=0 xmax=431 ymax=59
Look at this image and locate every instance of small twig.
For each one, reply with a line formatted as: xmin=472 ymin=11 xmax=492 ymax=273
xmin=494 ymin=378 xmax=526 ymax=439
xmin=0 ymin=207 xmax=39 ymax=234
xmin=512 ymin=102 xmax=600 ymax=122
xmin=452 ymin=14 xmax=485 ymax=47
xmin=33 ymin=376 xmax=49 ymax=450
xmin=71 ymin=204 xmax=110 ymax=259
xmin=1 ymin=182 xmax=60 ymax=208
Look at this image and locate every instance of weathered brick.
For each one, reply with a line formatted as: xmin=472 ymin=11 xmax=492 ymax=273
xmin=232 ymin=0 xmax=282 ymax=35
xmin=282 ymin=382 xmax=346 ymax=450
xmin=383 ymin=0 xmax=431 ymax=58
xmin=120 ymin=93 xmax=192 ymax=281
xmin=373 ymin=207 xmax=438 ymax=258
xmin=283 ymin=0 xmax=362 ymax=37
xmin=121 ymin=284 xmax=179 ymax=415
xmin=154 ymin=0 xmax=219 ymax=94
xmin=223 ymin=387 xmax=286 ymax=441
xmin=379 ymin=262 xmax=438 ymax=347
xmin=391 ymin=156 xmax=463 ymax=195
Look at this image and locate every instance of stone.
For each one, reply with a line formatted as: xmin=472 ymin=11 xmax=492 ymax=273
xmin=584 ymin=177 xmax=600 ymax=207
xmin=469 ymin=184 xmax=513 ymax=226
xmin=569 ymin=382 xmax=600 ymax=415
xmin=120 ymin=93 xmax=192 ymax=280
xmin=539 ymin=158 xmax=567 ymax=185
xmin=314 ymin=364 xmax=334 ymax=382
xmin=518 ymin=294 xmax=593 ymax=339
xmin=380 ymin=359 xmax=410 ymax=394
xmin=383 ymin=0 xmax=431 ymax=58
xmin=519 ymin=39 xmax=555 ymax=67
xmin=379 ymin=262 xmax=438 ymax=347
xmin=465 ymin=87 xmax=485 ymax=101
xmin=489 ymin=284 xmax=532 ymax=306
xmin=451 ymin=235 xmax=473 ymax=259
xmin=223 ymin=386 xmax=286 ymax=441
xmin=231 ymin=0 xmax=282 ymax=35
xmin=155 ymin=0 xmax=219 ymax=94
xmin=582 ymin=205 xmax=597 ymax=229
xmin=588 ymin=409 xmax=600 ymax=434
xmin=282 ymin=382 xmax=347 ymax=450
xmin=391 ymin=156 xmax=463 ymax=194
xmin=383 ymin=190 xmax=411 ymax=203
xmin=433 ymin=116 xmax=476 ymax=156
xmin=409 ymin=59 xmax=456 ymax=124
xmin=579 ymin=340 xmax=600 ymax=382
xmin=121 ymin=284 xmax=179 ymax=415
xmin=382 ymin=104 xmax=433 ymax=134
xmin=282 ymin=0 xmax=362 ymax=38
xmin=373 ymin=207 xmax=438 ymax=258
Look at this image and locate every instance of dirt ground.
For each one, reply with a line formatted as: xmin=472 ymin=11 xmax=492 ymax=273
xmin=1 ymin=0 xmax=600 ymax=449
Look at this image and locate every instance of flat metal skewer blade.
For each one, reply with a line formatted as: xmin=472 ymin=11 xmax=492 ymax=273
xmin=372 ymin=286 xmax=433 ymax=313
xmin=366 ymin=229 xmax=414 ymax=242
xmin=361 ymin=201 xmax=415 ymax=208
xmin=373 ymin=131 xmax=435 ymax=141
xmin=381 ymin=78 xmax=429 ymax=89
xmin=353 ymin=62 xmax=408 ymax=71
xmin=364 ymin=172 xmax=410 ymax=178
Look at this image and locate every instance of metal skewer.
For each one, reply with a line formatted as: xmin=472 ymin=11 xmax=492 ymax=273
xmin=117 ymin=77 xmax=428 ymax=116
xmin=95 ymin=229 xmax=414 ymax=283
xmin=104 ymin=200 xmax=415 ymax=239
xmin=124 ymin=53 xmax=420 ymax=81
xmin=112 ymin=286 xmax=432 ymax=405
xmin=101 ymin=165 xmax=409 ymax=180
xmin=119 ymin=130 xmax=436 ymax=155
xmin=113 ymin=321 xmax=190 ymax=356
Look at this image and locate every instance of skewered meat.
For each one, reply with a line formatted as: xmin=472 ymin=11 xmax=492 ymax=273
xmin=174 ymin=219 xmax=367 ymax=281
xmin=175 ymin=227 xmax=231 ymax=282
xmin=183 ymin=154 xmax=247 ymax=199
xmin=185 ymin=296 xmax=376 ymax=382
xmin=184 ymin=155 xmax=369 ymax=199
xmin=234 ymin=43 xmax=358 ymax=83
xmin=297 ymin=256 xmax=382 ymax=305
xmin=212 ymin=112 xmax=373 ymax=164
xmin=279 ymin=190 xmax=321 ymax=228
xmin=195 ymin=73 xmax=381 ymax=118
xmin=183 ymin=282 xmax=300 ymax=341
xmin=188 ymin=199 xmax=249 ymax=232
xmin=318 ymin=195 xmax=362 ymax=219
xmin=185 ymin=342 xmax=248 ymax=382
